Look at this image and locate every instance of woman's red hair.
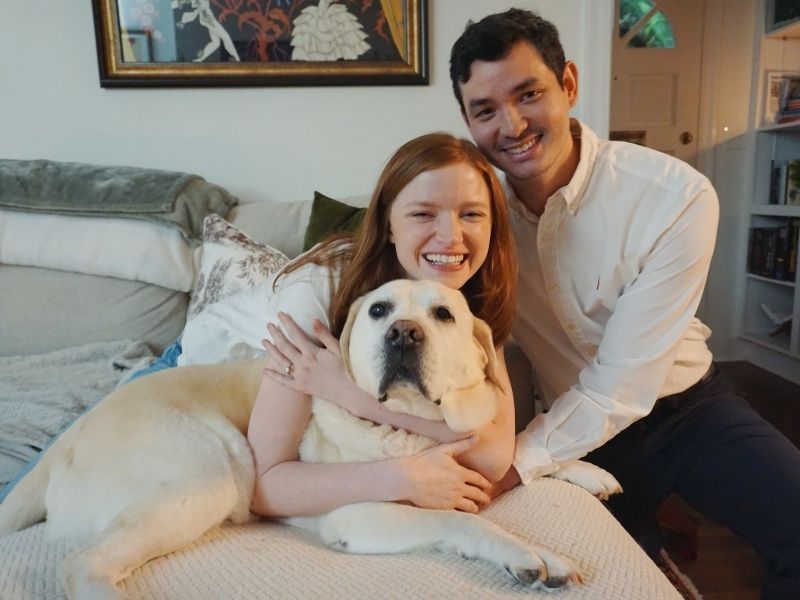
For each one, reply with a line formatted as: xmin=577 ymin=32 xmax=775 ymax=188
xmin=281 ymin=132 xmax=516 ymax=344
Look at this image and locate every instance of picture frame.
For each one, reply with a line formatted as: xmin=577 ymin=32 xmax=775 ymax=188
xmin=91 ymin=0 xmax=428 ymax=88
xmin=762 ymin=70 xmax=800 ymax=127
xmin=609 ymin=130 xmax=647 ymax=146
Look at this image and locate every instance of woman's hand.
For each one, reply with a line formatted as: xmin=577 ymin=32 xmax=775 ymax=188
xmin=262 ymin=313 xmax=356 ymax=404
xmin=392 ymin=437 xmax=492 ymax=513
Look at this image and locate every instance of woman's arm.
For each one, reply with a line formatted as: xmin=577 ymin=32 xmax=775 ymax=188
xmin=450 ymin=347 xmax=516 ymax=482
xmin=262 ymin=313 xmax=515 ymax=482
xmin=247 ymin=373 xmax=492 ymax=518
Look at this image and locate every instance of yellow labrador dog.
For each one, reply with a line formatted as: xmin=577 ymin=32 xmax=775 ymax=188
xmin=0 ymin=279 xmax=602 ymax=599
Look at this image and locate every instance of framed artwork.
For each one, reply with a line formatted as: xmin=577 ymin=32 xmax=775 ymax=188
xmin=92 ymin=0 xmax=428 ymax=87
xmin=609 ymin=130 xmax=646 ymax=146
xmin=763 ymin=70 xmax=800 ymax=126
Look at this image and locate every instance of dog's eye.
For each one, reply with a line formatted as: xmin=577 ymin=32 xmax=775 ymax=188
xmin=368 ymin=302 xmax=390 ymax=319
xmin=433 ymin=306 xmax=454 ymax=322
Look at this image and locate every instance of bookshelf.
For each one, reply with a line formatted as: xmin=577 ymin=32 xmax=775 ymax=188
xmin=744 ymin=123 xmax=800 ymax=360
xmin=741 ymin=3 xmax=800 ymax=379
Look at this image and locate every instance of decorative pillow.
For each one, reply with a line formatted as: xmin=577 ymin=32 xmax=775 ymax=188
xmin=188 ymin=214 xmax=289 ymax=318
xmin=302 ymin=191 xmax=366 ymax=252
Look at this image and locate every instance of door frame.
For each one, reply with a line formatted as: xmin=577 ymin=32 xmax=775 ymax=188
xmin=607 ymin=0 xmax=725 ymax=182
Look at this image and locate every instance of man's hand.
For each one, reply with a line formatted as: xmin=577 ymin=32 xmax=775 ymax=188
xmin=484 ymin=465 xmax=522 ymax=504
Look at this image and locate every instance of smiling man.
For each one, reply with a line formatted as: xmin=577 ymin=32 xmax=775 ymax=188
xmin=449 ymin=9 xmax=800 ymax=599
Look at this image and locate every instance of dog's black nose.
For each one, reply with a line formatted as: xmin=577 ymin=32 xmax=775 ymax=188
xmin=385 ymin=320 xmax=425 ymax=350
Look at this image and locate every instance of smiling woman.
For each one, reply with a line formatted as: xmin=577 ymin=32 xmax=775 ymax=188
xmin=388 ymin=161 xmax=492 ymax=291
xmin=239 ymin=132 xmax=518 ymax=521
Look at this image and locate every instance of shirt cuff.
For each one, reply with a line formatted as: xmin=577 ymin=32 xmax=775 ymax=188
xmin=512 ymin=440 xmax=558 ymax=485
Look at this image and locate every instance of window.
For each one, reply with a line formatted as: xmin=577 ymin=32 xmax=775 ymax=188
xmin=619 ymin=0 xmax=676 ymax=49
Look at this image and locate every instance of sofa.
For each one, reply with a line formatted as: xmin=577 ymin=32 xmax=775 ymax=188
xmin=0 ymin=160 xmax=681 ymax=599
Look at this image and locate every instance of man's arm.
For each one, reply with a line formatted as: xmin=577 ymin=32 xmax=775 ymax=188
xmin=514 ymin=184 xmax=719 ymax=484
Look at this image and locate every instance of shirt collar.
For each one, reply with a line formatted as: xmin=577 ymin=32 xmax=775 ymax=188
xmin=504 ymin=118 xmax=599 ymax=219
xmin=560 ymin=118 xmax=598 ymax=216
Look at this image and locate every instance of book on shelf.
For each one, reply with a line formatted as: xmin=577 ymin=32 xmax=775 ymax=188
xmin=767 ymin=159 xmax=800 ymax=205
xmin=747 ymin=218 xmax=799 ymax=282
xmin=788 ymin=160 xmax=800 ymax=206
xmin=769 ymin=159 xmax=788 ymax=204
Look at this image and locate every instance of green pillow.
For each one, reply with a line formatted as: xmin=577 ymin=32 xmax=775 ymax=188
xmin=302 ymin=191 xmax=366 ymax=252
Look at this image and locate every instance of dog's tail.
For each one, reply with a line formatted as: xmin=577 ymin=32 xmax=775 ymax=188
xmin=0 ymin=445 xmax=53 ymax=536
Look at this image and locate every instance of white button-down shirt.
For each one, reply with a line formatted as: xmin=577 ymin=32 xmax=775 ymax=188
xmin=510 ymin=120 xmax=718 ymax=484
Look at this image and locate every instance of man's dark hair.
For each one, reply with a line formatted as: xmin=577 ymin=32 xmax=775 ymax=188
xmin=449 ymin=9 xmax=566 ymax=112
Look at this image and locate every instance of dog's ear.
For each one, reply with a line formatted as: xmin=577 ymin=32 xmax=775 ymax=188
xmin=472 ymin=316 xmax=504 ymax=393
xmin=439 ymin=379 xmax=499 ymax=432
xmin=438 ymin=316 xmax=503 ymax=432
xmin=339 ymin=294 xmax=366 ymax=381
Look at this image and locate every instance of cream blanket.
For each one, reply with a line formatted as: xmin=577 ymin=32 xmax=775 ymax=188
xmin=0 ymin=479 xmax=680 ymax=599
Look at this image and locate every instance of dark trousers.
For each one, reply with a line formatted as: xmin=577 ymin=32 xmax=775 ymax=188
xmin=584 ymin=369 xmax=800 ymax=600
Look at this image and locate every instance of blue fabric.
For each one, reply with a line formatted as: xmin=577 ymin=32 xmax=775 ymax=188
xmin=0 ymin=437 xmax=55 ymax=503
xmin=127 ymin=338 xmax=182 ymax=382
xmin=0 ymin=338 xmax=184 ymax=503
xmin=585 ymin=372 xmax=800 ymax=599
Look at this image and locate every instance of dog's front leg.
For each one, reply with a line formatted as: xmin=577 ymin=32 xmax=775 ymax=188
xmin=548 ymin=460 xmax=622 ymax=500
xmin=315 ymin=502 xmax=581 ymax=590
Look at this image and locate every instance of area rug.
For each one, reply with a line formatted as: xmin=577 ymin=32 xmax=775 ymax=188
xmin=659 ymin=550 xmax=703 ymax=600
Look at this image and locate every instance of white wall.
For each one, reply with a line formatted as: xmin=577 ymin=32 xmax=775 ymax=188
xmin=696 ymin=0 xmax=757 ymax=359
xmin=0 ymin=1 xmax=611 ymax=204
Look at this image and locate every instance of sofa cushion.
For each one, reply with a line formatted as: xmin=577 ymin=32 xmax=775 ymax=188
xmin=0 ymin=265 xmax=187 ymax=357
xmin=188 ymin=215 xmax=290 ymax=319
xmin=302 ymin=191 xmax=366 ymax=252
xmin=228 ymin=199 xmax=312 ymax=259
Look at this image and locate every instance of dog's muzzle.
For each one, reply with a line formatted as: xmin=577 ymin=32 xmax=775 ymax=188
xmin=377 ymin=320 xmax=430 ymax=402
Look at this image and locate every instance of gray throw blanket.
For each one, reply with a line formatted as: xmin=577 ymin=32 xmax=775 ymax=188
xmin=0 ymin=159 xmax=238 ymax=243
xmin=0 ymin=340 xmax=154 ymax=488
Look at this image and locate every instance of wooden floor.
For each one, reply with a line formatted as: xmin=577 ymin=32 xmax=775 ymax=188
xmin=662 ymin=361 xmax=800 ymax=599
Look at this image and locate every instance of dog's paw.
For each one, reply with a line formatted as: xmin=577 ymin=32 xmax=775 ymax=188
xmin=505 ymin=564 xmax=541 ymax=585
xmin=548 ymin=460 xmax=622 ymax=500
xmin=504 ymin=547 xmax=582 ymax=590
xmin=536 ymin=548 xmax=583 ymax=591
